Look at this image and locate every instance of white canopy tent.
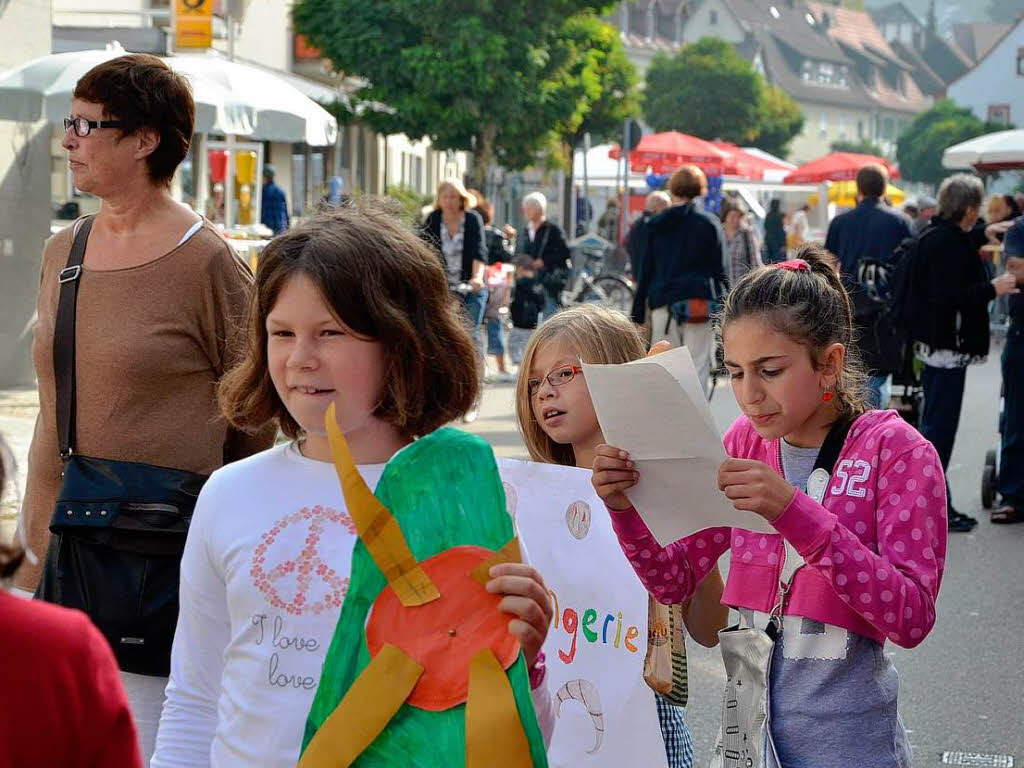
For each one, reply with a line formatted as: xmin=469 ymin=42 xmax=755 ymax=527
xmin=942 ymin=129 xmax=1024 ymax=172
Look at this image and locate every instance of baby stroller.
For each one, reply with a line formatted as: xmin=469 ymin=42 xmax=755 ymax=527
xmin=981 ymin=380 xmax=1005 ymax=510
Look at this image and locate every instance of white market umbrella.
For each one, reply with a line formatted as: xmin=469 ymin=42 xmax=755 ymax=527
xmin=0 ymin=45 xmax=336 ymax=146
xmin=942 ymin=129 xmax=1024 ymax=172
xmin=168 ymin=52 xmax=337 ymax=146
xmin=0 ymin=43 xmax=219 ymax=130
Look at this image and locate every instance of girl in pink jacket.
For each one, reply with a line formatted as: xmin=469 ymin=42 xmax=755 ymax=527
xmin=593 ymin=245 xmax=947 ymax=767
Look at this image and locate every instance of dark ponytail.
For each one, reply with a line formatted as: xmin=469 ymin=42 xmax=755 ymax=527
xmin=718 ymin=243 xmax=868 ymax=420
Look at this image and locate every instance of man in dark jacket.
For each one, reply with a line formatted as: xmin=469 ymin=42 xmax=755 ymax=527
xmin=260 ymin=165 xmax=290 ymax=235
xmin=912 ymin=173 xmax=1019 ymax=531
xmin=824 ymin=164 xmax=913 ymax=408
xmin=993 ymin=219 xmax=1024 ymax=524
xmin=516 ymin=191 xmax=572 ymax=320
xmin=631 ymin=165 xmax=727 ymax=395
xmin=625 ymin=191 xmax=671 ymax=285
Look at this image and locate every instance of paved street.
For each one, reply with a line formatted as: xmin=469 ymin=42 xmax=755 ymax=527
xmin=1 ymin=343 xmax=1020 ymax=766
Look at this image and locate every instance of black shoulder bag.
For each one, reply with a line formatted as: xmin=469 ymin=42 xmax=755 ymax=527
xmin=35 ymin=215 xmax=208 ymax=676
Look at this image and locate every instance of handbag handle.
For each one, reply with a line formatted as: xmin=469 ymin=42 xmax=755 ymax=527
xmin=54 ymin=215 xmax=96 ymax=460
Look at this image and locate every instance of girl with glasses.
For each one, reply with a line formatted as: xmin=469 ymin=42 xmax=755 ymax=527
xmin=514 ymin=305 xmax=728 ymax=768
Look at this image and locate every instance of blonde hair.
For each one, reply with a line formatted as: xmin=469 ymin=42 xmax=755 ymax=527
xmin=434 ymin=177 xmax=476 ymax=211
xmin=515 ymin=306 xmax=646 ymax=466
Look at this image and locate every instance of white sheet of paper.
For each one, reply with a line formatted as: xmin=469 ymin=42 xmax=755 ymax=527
xmin=498 ymin=460 xmax=668 ymax=768
xmin=582 ymin=346 xmax=774 ymax=546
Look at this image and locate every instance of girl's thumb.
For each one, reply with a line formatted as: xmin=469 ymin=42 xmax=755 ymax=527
xmin=647 ymin=340 xmax=672 ymax=358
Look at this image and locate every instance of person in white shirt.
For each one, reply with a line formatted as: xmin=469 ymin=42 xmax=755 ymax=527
xmin=151 ymin=202 xmax=554 ymax=768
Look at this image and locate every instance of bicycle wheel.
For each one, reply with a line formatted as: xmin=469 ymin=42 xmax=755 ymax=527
xmin=579 ymin=273 xmax=635 ymax=313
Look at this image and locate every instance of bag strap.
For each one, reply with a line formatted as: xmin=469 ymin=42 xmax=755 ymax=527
xmin=775 ymin=415 xmax=857 ymax=601
xmin=54 ymin=215 xmax=96 ymax=460
xmin=813 ymin=415 xmax=855 ymax=475
xmin=535 ymin=224 xmax=551 ymax=265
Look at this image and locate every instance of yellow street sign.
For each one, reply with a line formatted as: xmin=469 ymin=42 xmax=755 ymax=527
xmin=175 ymin=0 xmax=212 ymax=50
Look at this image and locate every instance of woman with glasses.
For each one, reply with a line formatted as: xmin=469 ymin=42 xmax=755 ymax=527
xmin=18 ymin=54 xmax=274 ymax=763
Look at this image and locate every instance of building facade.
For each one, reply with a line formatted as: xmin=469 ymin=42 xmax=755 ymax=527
xmin=681 ymin=0 xmax=930 ymax=163
xmin=947 ymin=17 xmax=1024 ymax=128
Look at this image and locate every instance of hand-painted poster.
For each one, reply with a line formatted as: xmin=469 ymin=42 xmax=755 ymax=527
xmin=498 ymin=459 xmax=670 ymax=768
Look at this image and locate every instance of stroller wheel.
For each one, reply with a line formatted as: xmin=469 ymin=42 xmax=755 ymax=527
xmin=981 ymin=449 xmax=998 ymax=509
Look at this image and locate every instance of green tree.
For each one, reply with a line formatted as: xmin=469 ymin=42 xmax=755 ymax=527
xmin=541 ymin=13 xmax=639 ymax=228
xmin=643 ymin=38 xmax=762 ymax=143
xmin=643 ymin=39 xmax=803 ymax=159
xmin=831 ymin=138 xmax=886 ymax=156
xmin=292 ymin=0 xmax=616 ymax=188
xmin=751 ymin=85 xmax=804 ymax=159
xmin=897 ymin=99 xmax=1011 ymax=184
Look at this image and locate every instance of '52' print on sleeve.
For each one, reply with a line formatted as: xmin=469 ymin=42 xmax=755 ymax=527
xmin=830 ymin=460 xmax=871 ymax=499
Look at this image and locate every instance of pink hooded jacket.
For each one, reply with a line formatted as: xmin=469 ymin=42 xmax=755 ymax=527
xmin=608 ymin=409 xmax=947 ymax=648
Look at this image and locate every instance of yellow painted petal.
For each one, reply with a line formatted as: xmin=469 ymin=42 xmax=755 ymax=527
xmin=469 ymin=537 xmax=523 ymax=587
xmin=325 ymin=403 xmax=440 ymax=606
xmin=465 ymin=648 xmax=534 ymax=768
xmin=298 ymin=644 xmax=424 ymax=768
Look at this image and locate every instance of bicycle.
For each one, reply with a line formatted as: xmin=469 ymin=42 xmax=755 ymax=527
xmin=558 ymin=249 xmax=636 ymax=314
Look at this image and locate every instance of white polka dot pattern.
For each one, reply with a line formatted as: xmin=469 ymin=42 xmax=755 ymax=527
xmin=604 ymin=411 xmax=947 ymax=648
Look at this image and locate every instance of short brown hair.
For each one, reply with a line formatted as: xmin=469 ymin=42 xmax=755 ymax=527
xmin=515 ymin=306 xmax=646 ymax=466
xmin=219 ymin=200 xmax=479 ymax=439
xmin=855 ymin=163 xmax=888 ymax=199
xmin=74 ymin=54 xmax=195 ymax=185
xmin=668 ymin=164 xmax=707 ymax=200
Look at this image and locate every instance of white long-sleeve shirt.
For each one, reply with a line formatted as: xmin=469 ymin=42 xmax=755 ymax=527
xmin=151 ymin=442 xmax=553 ymax=768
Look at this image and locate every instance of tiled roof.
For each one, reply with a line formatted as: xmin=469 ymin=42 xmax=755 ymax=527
xmin=869 ymin=2 xmax=921 ymax=27
xmin=890 ymin=39 xmax=946 ymax=95
xmin=754 ymin=29 xmax=877 ymax=110
xmin=952 ymin=22 xmax=1012 ymax=62
xmin=921 ymin=34 xmax=972 ymax=83
xmin=806 ymin=2 xmax=905 ymax=67
xmin=720 ymin=0 xmax=849 ymax=63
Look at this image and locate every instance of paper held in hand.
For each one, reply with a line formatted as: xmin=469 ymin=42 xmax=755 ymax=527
xmin=582 ymin=346 xmax=774 ymax=546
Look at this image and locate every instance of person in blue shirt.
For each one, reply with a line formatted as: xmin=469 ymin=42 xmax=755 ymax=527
xmin=993 ymin=217 xmax=1024 ymax=524
xmin=260 ymin=164 xmax=290 ymax=235
xmin=824 ymin=163 xmax=913 ymax=409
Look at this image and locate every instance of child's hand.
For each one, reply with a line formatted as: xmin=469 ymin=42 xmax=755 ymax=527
xmin=486 ymin=563 xmax=552 ymax=667
xmin=647 ymin=340 xmax=672 ymax=357
xmin=717 ymin=458 xmax=796 ymax=523
xmin=592 ymin=444 xmax=638 ymax=511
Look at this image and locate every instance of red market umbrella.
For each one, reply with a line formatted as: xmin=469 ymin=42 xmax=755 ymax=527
xmin=783 ymin=152 xmax=899 ymax=184
xmin=609 ymin=131 xmax=730 ymax=175
xmin=709 ymin=141 xmax=795 ymax=180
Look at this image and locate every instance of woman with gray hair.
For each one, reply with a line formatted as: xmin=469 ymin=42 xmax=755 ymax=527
xmin=515 ymin=191 xmax=572 ymax=319
xmin=909 ymin=173 xmax=1020 ymax=531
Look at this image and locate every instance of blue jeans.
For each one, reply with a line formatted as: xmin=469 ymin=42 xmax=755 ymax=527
xmin=458 ymin=288 xmax=488 ymax=366
xmin=999 ymin=323 xmax=1024 ymax=508
xmin=866 ymin=374 xmax=892 ymax=409
xmin=920 ymin=364 xmax=966 ymax=509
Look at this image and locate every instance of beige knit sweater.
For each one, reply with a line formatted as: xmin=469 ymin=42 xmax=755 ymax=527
xmin=16 ymin=220 xmax=275 ymax=590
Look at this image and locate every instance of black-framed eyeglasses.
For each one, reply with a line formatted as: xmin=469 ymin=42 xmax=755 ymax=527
xmin=527 ymin=364 xmax=584 ymax=397
xmin=63 ymin=117 xmax=124 ymax=138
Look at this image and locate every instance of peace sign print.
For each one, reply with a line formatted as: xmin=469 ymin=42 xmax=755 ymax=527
xmin=250 ymin=505 xmax=356 ymax=616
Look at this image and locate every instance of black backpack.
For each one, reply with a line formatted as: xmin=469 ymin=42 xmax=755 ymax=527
xmin=849 ymin=228 xmax=928 ymax=375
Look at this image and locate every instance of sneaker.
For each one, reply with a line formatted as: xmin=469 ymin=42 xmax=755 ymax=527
xmin=495 ymin=371 xmax=516 ymax=383
xmin=462 ymin=405 xmax=479 ymax=424
xmin=947 ymin=510 xmax=977 ymax=532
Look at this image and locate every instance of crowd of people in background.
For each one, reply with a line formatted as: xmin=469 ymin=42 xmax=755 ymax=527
xmin=5 ymin=50 xmax=1024 ymax=768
